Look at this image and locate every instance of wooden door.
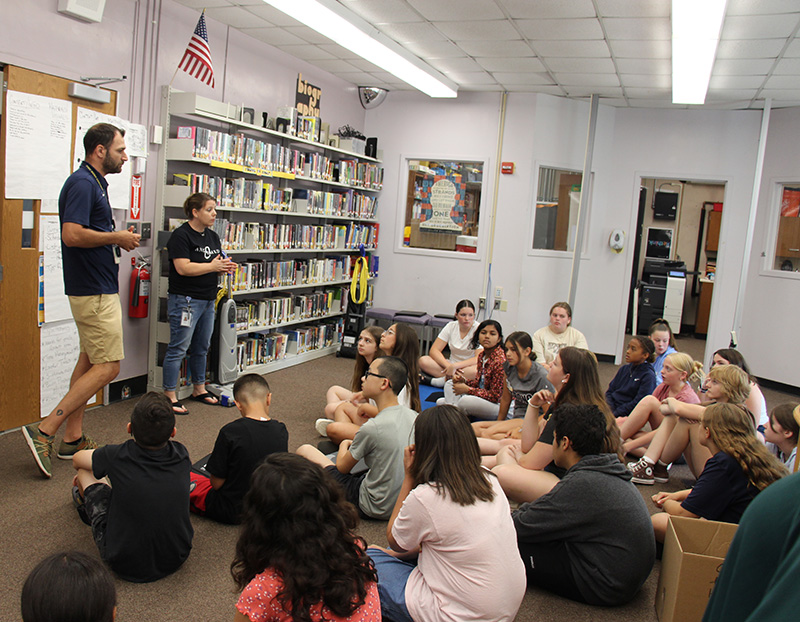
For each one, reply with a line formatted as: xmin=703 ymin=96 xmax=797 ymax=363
xmin=0 ymin=65 xmax=116 ymax=432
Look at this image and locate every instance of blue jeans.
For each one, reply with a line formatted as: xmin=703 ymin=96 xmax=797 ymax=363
xmin=162 ymin=294 xmax=216 ymax=391
xmin=367 ymin=548 xmax=415 ymax=622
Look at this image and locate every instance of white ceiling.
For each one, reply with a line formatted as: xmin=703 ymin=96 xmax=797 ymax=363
xmin=174 ymin=0 xmax=800 ymax=109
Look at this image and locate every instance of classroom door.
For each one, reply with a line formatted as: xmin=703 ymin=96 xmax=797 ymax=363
xmin=0 ymin=65 xmax=116 ymax=432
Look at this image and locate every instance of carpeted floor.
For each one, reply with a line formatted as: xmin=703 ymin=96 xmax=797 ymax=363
xmin=1 ymin=335 xmax=795 ymax=621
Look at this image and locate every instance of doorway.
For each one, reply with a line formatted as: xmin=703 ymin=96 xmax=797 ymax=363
xmin=627 ymin=178 xmax=726 ymax=339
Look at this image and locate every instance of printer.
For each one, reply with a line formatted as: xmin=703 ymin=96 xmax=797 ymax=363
xmin=638 ymin=259 xmax=687 ymax=334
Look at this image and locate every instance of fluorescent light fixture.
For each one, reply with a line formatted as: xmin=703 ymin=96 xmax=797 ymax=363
xmin=262 ymin=0 xmax=458 ymax=98
xmin=672 ymin=0 xmax=728 ymax=105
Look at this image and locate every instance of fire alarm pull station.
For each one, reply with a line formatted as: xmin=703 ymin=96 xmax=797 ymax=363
xmin=501 ymin=162 xmax=514 ymax=174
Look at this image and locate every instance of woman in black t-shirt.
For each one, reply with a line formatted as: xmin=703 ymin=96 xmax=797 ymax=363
xmin=163 ymin=192 xmax=236 ymax=414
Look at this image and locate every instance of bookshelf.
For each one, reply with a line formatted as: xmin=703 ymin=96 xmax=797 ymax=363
xmin=147 ymin=87 xmax=381 ymax=395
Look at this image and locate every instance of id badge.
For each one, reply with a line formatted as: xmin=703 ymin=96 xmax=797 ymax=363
xmin=113 ymin=245 xmax=122 ymax=264
xmin=181 ymin=308 xmax=193 ymax=327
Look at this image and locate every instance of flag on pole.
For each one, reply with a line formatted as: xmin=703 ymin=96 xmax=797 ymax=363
xmin=178 ymin=11 xmax=215 ymax=87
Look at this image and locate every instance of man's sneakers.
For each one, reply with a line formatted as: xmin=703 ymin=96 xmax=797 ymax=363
xmin=22 ymin=423 xmax=55 ymax=478
xmin=57 ymin=435 xmax=100 ymax=460
xmin=627 ymin=457 xmax=669 ymax=485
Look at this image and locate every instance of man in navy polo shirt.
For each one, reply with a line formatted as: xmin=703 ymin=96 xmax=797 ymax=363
xmin=22 ymin=123 xmax=141 ymax=478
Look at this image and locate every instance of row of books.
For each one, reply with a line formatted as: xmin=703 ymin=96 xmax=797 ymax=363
xmin=212 ymin=220 xmax=378 ymax=252
xmin=235 ymin=319 xmax=344 ymax=370
xmin=225 ymin=255 xmax=357 ymax=292
xmin=296 ymin=188 xmax=378 ymax=220
xmin=234 ymin=287 xmax=346 ymax=331
xmin=175 ymin=126 xmax=382 ymax=189
xmin=174 ymin=174 xmax=293 ymax=212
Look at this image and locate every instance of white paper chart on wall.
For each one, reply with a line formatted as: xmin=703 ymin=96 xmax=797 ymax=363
xmin=40 ymin=321 xmax=96 ymax=417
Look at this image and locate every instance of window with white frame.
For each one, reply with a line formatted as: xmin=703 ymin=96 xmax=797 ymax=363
xmin=532 ymin=166 xmax=584 ymax=251
xmin=773 ymin=183 xmax=800 ymax=272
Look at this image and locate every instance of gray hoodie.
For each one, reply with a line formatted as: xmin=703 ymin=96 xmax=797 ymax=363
xmin=513 ymin=453 xmax=655 ymax=606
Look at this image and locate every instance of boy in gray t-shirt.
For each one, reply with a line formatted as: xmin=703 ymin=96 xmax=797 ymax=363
xmin=297 ymin=356 xmax=417 ymax=519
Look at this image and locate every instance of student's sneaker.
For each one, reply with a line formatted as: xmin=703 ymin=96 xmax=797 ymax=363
xmin=57 ymin=435 xmax=100 ymax=460
xmin=627 ymin=457 xmax=655 ymax=485
xmin=22 ymin=423 xmax=54 ymax=478
xmin=72 ymin=485 xmax=91 ymax=526
xmin=315 ymin=418 xmax=331 ymax=437
xmin=652 ymin=461 xmax=670 ymax=484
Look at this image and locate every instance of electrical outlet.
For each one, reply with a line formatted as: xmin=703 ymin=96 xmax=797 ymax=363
xmin=141 ymin=222 xmax=152 ymax=240
xmin=494 ymin=299 xmax=508 ymax=312
xmin=479 ymin=297 xmax=486 ymax=309
xmin=494 ymin=299 xmax=501 ymax=310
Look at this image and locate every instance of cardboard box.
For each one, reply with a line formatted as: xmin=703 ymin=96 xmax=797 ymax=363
xmin=655 ymin=516 xmax=738 ymax=622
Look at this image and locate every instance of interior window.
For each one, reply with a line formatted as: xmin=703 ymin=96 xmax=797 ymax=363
xmin=533 ymin=166 xmax=583 ymax=251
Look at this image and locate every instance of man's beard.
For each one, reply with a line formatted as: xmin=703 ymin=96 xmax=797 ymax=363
xmin=103 ymin=152 xmax=123 ymax=174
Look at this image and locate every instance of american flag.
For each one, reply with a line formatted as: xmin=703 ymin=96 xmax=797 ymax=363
xmin=178 ymin=11 xmax=215 ymax=87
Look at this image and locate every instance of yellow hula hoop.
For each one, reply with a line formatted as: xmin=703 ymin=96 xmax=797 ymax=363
xmin=350 ymin=256 xmax=369 ymax=304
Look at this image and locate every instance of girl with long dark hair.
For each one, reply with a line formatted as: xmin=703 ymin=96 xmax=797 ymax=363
xmin=232 ymin=453 xmax=380 ymax=622
xmin=367 ymin=405 xmax=525 ymax=622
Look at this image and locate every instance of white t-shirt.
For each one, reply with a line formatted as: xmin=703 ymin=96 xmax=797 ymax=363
xmin=437 ymin=320 xmax=481 ymax=363
xmin=392 ymin=476 xmax=526 ymax=622
xmin=531 ymin=325 xmax=588 ymax=365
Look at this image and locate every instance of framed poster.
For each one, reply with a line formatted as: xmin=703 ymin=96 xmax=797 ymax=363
xmin=645 ymin=227 xmax=673 ymax=259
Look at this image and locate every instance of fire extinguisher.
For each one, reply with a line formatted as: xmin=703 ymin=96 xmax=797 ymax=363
xmin=129 ymin=257 xmax=150 ymax=318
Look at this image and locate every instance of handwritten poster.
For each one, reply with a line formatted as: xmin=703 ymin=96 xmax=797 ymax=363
xmin=41 ymin=215 xmax=72 ymax=323
xmin=4 ymin=91 xmax=72 ymax=200
xmin=74 ymin=107 xmax=132 ymax=210
xmin=126 ymin=123 xmax=148 ymax=158
xmin=40 ymin=320 xmax=79 ymax=417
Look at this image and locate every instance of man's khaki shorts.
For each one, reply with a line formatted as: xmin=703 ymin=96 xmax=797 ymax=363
xmin=68 ymin=294 xmax=124 ymax=364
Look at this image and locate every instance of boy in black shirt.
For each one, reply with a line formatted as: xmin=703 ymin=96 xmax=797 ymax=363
xmin=189 ymin=374 xmax=288 ymax=524
xmin=71 ymin=392 xmax=193 ymax=583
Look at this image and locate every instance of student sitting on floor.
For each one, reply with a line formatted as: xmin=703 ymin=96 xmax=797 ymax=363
xmin=513 ymin=404 xmax=655 ymax=607
xmin=22 ymin=551 xmax=117 ymax=622
xmin=650 ymin=402 xmax=787 ymax=543
xmin=232 ymin=454 xmax=380 ymax=622
xmin=297 ymin=356 xmax=417 ymax=520
xmin=437 ymin=319 xmax=507 ymax=420
xmin=648 ymin=318 xmax=677 ymax=384
xmin=764 ymin=403 xmax=799 ymax=472
xmin=605 ymin=335 xmax=657 ymax=418
xmin=71 ymin=392 xmax=193 ymax=583
xmin=367 ymin=405 xmax=525 ymax=622
xmin=189 ymin=373 xmax=288 ymax=524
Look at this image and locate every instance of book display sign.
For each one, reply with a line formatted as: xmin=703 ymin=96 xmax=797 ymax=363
xmin=295 ymin=73 xmax=321 ymax=117
xmin=419 ymin=175 xmax=464 ymax=232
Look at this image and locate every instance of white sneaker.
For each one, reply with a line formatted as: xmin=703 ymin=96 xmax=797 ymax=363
xmin=315 ymin=418 xmax=331 ymax=436
xmin=431 ymin=376 xmax=446 ymax=387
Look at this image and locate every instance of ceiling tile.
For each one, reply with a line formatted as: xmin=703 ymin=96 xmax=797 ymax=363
xmin=174 ymin=0 xmax=233 ymax=9
xmin=716 ymin=39 xmax=788 ymax=58
xmin=624 ymin=87 xmax=671 ymax=99
xmin=283 ymin=26 xmax=336 ymax=45
xmin=204 ymin=6 xmax=271 ymax=29
xmin=427 ymin=57 xmax=485 ymax=73
xmin=490 ymin=72 xmax=554 ymax=85
xmin=347 ymin=58 xmax=385 ymax=72
xmin=460 ymin=84 xmax=505 ymax=91
xmin=345 ymin=0 xmax=422 ymax=24
xmin=594 ymin=0 xmax=670 ymax=18
xmin=476 ymin=57 xmax=547 ymax=72
xmin=377 ymin=22 xmax=446 ymax=43
xmin=406 ymin=0 xmax=505 ymax=21
xmin=275 ymin=44 xmax=337 ymax=60
xmin=368 ymin=70 xmax=408 ymax=84
xmin=404 ymin=40 xmax=467 ymax=58
xmin=501 ymin=0 xmax=597 ymax=19
xmin=317 ymin=43 xmax=363 ymax=59
xmin=306 ymin=59 xmax=364 ymax=73
xmin=534 ymin=40 xmax=611 ymax=57
xmin=619 ymin=74 xmax=671 ymax=88
xmin=559 ymin=73 xmax=620 ymax=87
xmin=442 ymin=71 xmax=498 ymax=85
xmin=434 ymin=20 xmax=521 ymax=41
xmin=241 ymin=4 xmax=302 ymax=26
xmin=241 ymin=28 xmax=309 ymax=46
xmin=705 ymin=89 xmax=759 ymax=100
xmin=457 ymin=40 xmax=535 ymax=57
xmin=773 ymin=58 xmax=800 ymax=74
xmin=726 ymin=0 xmax=800 ymax=15
xmin=760 ymin=88 xmax=800 ymax=98
xmin=498 ymin=84 xmax=562 ymax=93
xmin=602 ymin=18 xmax=671 ymax=40
xmin=332 ymin=71 xmax=384 ymax=84
xmin=516 ymin=18 xmax=604 ymax=40
xmin=785 ymin=39 xmax=800 ymax=57
xmin=765 ymin=74 xmax=800 ymax=89
xmin=630 ymin=99 xmax=688 ymax=108
xmin=721 ymin=14 xmax=800 ymax=39
xmin=564 ymin=86 xmax=624 ymax=98
xmin=615 ymin=58 xmax=671 ymax=74
xmin=611 ymin=39 xmax=671 ymax=58
xmin=545 ymin=57 xmax=616 ymax=73
xmin=709 ymin=75 xmax=767 ymax=89
xmin=713 ymin=58 xmax=779 ymax=74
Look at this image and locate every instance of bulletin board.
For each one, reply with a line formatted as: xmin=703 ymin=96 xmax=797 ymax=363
xmin=0 ymin=65 xmax=118 ymax=431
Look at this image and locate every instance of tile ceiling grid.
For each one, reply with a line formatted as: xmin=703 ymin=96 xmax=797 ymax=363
xmin=170 ymin=0 xmax=800 ymax=109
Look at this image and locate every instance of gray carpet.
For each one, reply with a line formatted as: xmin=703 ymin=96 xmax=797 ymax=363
xmin=1 ymin=335 xmax=795 ymax=621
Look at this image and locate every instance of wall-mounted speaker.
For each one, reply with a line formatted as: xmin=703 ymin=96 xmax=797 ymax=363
xmin=58 ymin=0 xmax=106 ymax=23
